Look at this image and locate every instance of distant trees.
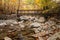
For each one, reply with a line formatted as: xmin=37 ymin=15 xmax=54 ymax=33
xmin=39 ymin=0 xmax=58 ymax=13
xmin=1 ymin=0 xmax=59 ymax=14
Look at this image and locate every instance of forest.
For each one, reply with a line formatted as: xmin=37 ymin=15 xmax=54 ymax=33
xmin=0 ymin=0 xmax=60 ymax=40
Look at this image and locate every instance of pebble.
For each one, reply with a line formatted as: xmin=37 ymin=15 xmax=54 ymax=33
xmin=38 ymin=37 xmax=44 ymax=40
xmin=47 ymin=32 xmax=60 ymax=40
xmin=0 ymin=15 xmax=60 ymax=40
xmin=0 ymin=22 xmax=7 ymax=26
xmin=33 ymin=28 xmax=40 ymax=33
xmin=42 ymin=24 xmax=49 ymax=30
xmin=56 ymin=25 xmax=60 ymax=28
xmin=30 ymin=22 xmax=40 ymax=28
xmin=17 ymin=34 xmax=24 ymax=40
xmin=38 ymin=17 xmax=46 ymax=23
xmin=51 ymin=25 xmax=56 ymax=30
xmin=10 ymin=24 xmax=14 ymax=26
xmin=37 ymin=27 xmax=42 ymax=31
xmin=48 ymin=20 xmax=56 ymax=26
xmin=29 ymin=17 xmax=35 ymax=21
xmin=19 ymin=24 xmax=25 ymax=30
xmin=4 ymin=37 xmax=12 ymax=40
xmin=20 ymin=16 xmax=28 ymax=20
xmin=32 ymin=31 xmax=47 ymax=37
xmin=33 ymin=18 xmax=38 ymax=22
xmin=18 ymin=21 xmax=24 ymax=24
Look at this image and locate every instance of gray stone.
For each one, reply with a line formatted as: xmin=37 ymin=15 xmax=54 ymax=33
xmin=30 ymin=22 xmax=40 ymax=28
xmin=20 ymin=16 xmax=29 ymax=20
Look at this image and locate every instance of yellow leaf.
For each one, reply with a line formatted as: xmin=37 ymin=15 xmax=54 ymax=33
xmin=11 ymin=0 xmax=16 ymax=2
xmin=35 ymin=0 xmax=40 ymax=4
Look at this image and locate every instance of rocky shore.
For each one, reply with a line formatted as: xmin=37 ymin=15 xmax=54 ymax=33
xmin=0 ymin=15 xmax=60 ymax=40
